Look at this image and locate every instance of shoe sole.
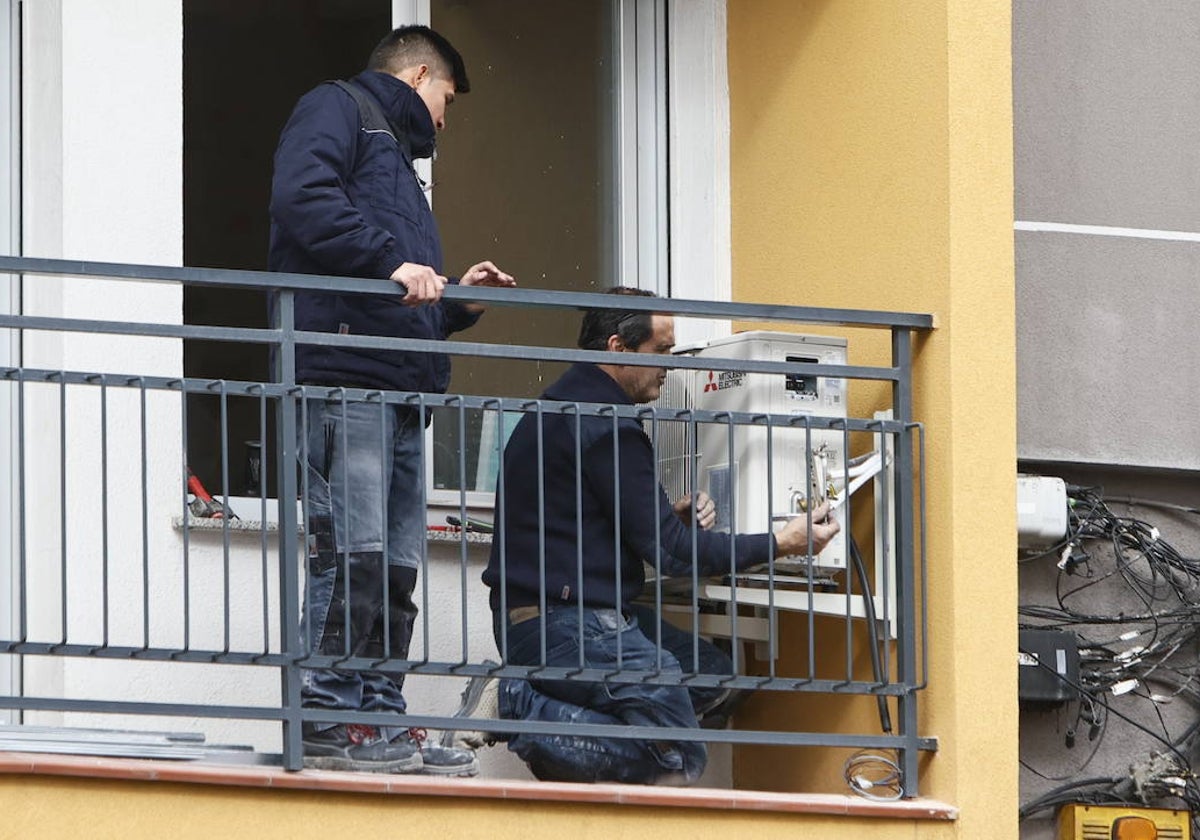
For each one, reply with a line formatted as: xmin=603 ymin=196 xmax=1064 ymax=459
xmin=303 ymin=754 xmax=424 ymax=774
xmin=441 ymin=667 xmax=501 ymax=749
xmin=418 ymin=757 xmax=480 ymax=777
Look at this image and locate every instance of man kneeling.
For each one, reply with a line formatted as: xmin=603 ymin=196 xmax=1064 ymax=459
xmin=478 ymin=288 xmax=839 ymax=784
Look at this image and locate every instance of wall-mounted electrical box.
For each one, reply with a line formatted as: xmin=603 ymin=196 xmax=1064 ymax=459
xmin=1019 ymin=628 xmax=1079 ymax=705
xmin=1018 ymin=474 xmax=1069 ymax=549
xmin=1058 ymin=804 xmax=1191 ymax=840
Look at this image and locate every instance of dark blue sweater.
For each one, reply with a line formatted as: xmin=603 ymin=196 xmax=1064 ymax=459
xmin=483 ymin=363 xmax=777 ymax=613
xmin=269 ymin=71 xmax=479 ymax=392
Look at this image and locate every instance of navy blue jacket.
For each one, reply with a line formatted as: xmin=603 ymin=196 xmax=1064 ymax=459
xmin=483 ymin=363 xmax=777 ymax=613
xmin=269 ymin=70 xmax=479 ymax=392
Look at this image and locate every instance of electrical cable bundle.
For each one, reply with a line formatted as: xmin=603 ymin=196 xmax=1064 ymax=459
xmin=1018 ymin=484 xmax=1200 ymax=828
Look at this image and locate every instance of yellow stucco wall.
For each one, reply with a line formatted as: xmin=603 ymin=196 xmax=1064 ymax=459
xmin=727 ymin=0 xmax=1017 ymax=837
xmin=6 ymin=1 xmax=1014 ymax=837
xmin=2 ymin=776 xmax=959 ymax=840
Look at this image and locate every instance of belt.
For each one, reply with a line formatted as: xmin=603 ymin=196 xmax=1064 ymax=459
xmin=508 ymin=606 xmax=540 ymax=625
xmin=508 ymin=606 xmax=633 ymax=625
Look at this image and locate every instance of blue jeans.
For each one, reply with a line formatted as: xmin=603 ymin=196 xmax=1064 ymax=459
xmin=494 ymin=604 xmax=732 ymax=784
xmin=299 ymin=398 xmax=425 ymax=719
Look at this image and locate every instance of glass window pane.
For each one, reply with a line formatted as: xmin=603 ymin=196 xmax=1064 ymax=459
xmin=431 ymin=0 xmax=622 ymax=493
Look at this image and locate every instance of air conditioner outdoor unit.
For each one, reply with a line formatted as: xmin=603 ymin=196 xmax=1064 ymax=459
xmin=654 ymin=330 xmax=850 ymax=571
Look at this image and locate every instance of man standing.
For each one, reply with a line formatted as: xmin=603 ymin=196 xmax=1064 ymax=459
xmin=473 ymin=289 xmax=839 ymax=784
xmin=269 ymin=25 xmax=515 ymax=775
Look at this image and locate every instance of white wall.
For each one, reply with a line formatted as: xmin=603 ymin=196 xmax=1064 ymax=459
xmin=20 ymin=0 xmax=187 ymax=729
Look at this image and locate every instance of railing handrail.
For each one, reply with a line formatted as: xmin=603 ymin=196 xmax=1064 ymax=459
xmin=0 ymin=254 xmax=935 ymax=331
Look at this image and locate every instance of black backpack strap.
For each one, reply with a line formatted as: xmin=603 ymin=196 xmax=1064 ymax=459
xmin=331 ymin=79 xmax=405 ymax=148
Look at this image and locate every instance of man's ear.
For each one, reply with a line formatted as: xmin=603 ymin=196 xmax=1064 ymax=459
xmin=400 ymin=63 xmax=430 ymax=88
xmin=605 ymin=334 xmax=625 ymax=353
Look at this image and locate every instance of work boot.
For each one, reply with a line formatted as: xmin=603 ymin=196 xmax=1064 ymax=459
xmin=440 ymin=670 xmax=503 ymax=749
xmin=399 ymin=727 xmax=479 ymax=777
xmin=302 ymin=722 xmax=423 ymax=774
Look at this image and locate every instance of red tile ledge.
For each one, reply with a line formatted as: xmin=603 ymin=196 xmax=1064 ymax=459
xmin=0 ymin=752 xmax=956 ymax=820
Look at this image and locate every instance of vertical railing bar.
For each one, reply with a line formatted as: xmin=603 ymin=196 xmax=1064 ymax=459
xmin=534 ymin=400 xmax=548 ymax=668
xmin=298 ymin=387 xmax=310 ymax=658
xmin=377 ymin=393 xmax=391 ymax=666
xmin=457 ymin=398 xmax=470 ymax=665
xmin=17 ymin=371 xmax=27 ymax=645
xmin=496 ymin=400 xmax=510 ymax=664
xmin=138 ymin=380 xmax=151 ymax=653
xmin=764 ymin=411 xmax=776 ymax=676
xmin=275 ymin=289 xmax=304 ymax=771
xmin=804 ymin=414 xmax=815 ymax=685
xmin=891 ymin=327 xmax=919 ymax=797
xmin=648 ymin=406 xmax=663 ymax=675
xmin=98 ymin=377 xmax=110 ymax=648
xmin=57 ymin=372 xmax=67 ymax=646
xmin=878 ymin=420 xmax=893 ymax=686
xmin=610 ymin=407 xmax=622 ymax=673
xmin=484 ymin=398 xmax=504 ymax=668
xmin=916 ymin=422 xmax=929 ymax=690
xmin=219 ymin=381 xmax=231 ymax=654
xmin=572 ymin=404 xmax=584 ymax=673
xmin=721 ymin=411 xmax=735 ymax=671
xmin=258 ymin=385 xmax=270 ymax=656
xmin=180 ymin=380 xmax=191 ymax=654
xmin=688 ymin=411 xmax=700 ymax=683
xmin=416 ymin=392 xmax=431 ymax=666
xmin=337 ymin=388 xmax=351 ymax=665
xmin=842 ymin=419 xmax=854 ymax=687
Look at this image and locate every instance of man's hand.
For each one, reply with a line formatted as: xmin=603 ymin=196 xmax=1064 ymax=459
xmin=673 ymin=491 xmax=717 ymax=531
xmin=459 ymin=260 xmax=516 ymax=314
xmin=391 ymin=262 xmax=447 ymax=306
xmin=774 ymin=501 xmax=841 ymax=556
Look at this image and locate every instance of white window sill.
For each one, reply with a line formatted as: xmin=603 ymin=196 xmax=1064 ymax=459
xmin=172 ymin=498 xmax=493 ymax=545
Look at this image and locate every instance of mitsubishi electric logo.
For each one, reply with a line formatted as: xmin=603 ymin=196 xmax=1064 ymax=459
xmin=702 ymin=370 xmax=746 ymax=393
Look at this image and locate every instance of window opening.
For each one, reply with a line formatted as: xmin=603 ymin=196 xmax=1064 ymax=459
xmin=181 ymin=0 xmax=684 ymax=506
xmin=427 ymin=0 xmax=668 ymax=501
xmin=182 ymin=0 xmax=392 ymax=497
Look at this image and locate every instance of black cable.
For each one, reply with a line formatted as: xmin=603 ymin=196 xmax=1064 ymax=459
xmin=1109 ymin=496 xmax=1200 ymax=519
xmin=1019 ymin=481 xmax=1200 ymax=831
xmin=1019 ymin=775 xmax=1126 ymax=819
xmin=849 ymin=534 xmax=891 ymax=734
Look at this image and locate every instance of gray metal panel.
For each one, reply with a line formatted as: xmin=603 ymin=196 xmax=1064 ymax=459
xmin=1016 ymin=231 xmax=1200 ymax=469
xmin=1014 ymin=1 xmax=1200 ymax=231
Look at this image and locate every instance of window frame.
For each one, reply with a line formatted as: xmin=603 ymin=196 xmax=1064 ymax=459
xmin=0 ymin=0 xmax=21 ymax=720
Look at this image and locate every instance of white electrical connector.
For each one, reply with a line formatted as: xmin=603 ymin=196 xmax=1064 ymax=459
xmin=1116 ymin=645 xmax=1146 ymax=662
xmin=1057 ymin=543 xmax=1074 ymax=571
xmin=1111 ymin=679 xmax=1139 ymax=696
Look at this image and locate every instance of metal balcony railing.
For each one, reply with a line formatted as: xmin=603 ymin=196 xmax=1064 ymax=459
xmin=0 ymin=256 xmax=934 ymax=794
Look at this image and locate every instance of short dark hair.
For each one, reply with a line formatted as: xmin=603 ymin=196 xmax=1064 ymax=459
xmin=367 ymin=25 xmax=470 ymax=93
xmin=577 ymin=287 xmax=659 ymax=352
